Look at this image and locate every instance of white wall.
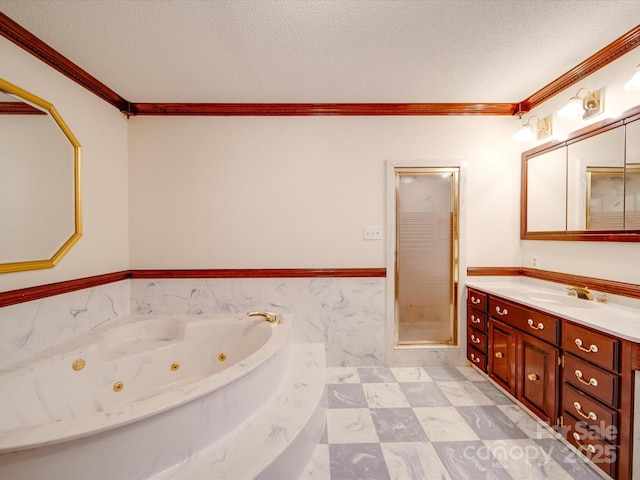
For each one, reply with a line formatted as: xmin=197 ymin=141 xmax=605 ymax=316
xmin=128 ymin=115 xmax=521 ymax=269
xmin=0 ymin=37 xmax=130 ymax=292
xmin=520 ymin=50 xmax=640 ymax=284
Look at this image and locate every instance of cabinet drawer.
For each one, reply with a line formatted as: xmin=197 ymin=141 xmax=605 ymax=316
xmin=519 ymin=309 xmax=559 ymax=345
xmin=563 ymin=412 xmax=617 ymax=478
xmin=467 ymin=345 xmax=487 ymax=371
xmin=467 ymin=289 xmax=487 ymax=313
xmin=563 ymin=415 xmax=618 ymax=478
xmin=468 ymin=326 xmax=487 ymax=352
xmin=564 ymin=354 xmax=618 ymax=408
xmin=467 ymin=309 xmax=487 ymax=331
xmin=563 ymin=322 xmax=619 ymax=372
xmin=562 ymin=384 xmax=617 ymax=443
xmin=489 ymin=297 xmax=559 ymax=345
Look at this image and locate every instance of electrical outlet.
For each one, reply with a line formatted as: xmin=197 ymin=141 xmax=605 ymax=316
xmin=531 ymin=255 xmax=539 ymax=268
xmin=363 ymin=226 xmax=383 ymax=240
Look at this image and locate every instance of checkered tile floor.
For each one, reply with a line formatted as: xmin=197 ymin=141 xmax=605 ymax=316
xmin=299 ymin=366 xmax=607 ymax=480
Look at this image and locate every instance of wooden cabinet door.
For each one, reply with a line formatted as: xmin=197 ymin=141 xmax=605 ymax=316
xmin=488 ymin=319 xmax=516 ymax=396
xmin=517 ymin=331 xmax=559 ymax=425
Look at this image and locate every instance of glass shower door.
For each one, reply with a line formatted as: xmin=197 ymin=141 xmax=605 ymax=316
xmin=395 ymin=168 xmax=459 ymax=345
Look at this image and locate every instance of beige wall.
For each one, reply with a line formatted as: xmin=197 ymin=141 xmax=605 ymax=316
xmin=128 ymin=115 xmax=521 ymax=269
xmin=0 ymin=37 xmax=130 ymax=292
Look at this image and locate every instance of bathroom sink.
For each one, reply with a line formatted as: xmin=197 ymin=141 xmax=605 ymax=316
xmin=522 ymin=291 xmax=600 ymax=309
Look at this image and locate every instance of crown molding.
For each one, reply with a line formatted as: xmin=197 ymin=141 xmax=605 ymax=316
xmin=0 ymin=12 xmax=130 ymax=112
xmin=1 ymin=13 xmax=639 ymax=116
xmin=0 ymin=101 xmax=45 ymax=114
xmin=130 ymin=102 xmax=516 ymax=116
xmin=517 ymin=24 xmax=640 ymax=114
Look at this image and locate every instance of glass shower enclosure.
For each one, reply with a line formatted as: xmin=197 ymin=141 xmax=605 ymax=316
xmin=394 ymin=167 xmax=459 ymax=345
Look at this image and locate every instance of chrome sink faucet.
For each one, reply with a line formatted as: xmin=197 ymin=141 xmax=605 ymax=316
xmin=566 ymin=286 xmax=594 ymax=300
xmin=247 ymin=311 xmax=281 ymax=324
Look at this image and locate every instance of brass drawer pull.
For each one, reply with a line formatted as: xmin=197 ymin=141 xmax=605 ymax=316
xmin=495 ymin=306 xmax=508 ymax=316
xmin=470 ymin=353 xmax=481 ymax=364
xmin=575 ymin=338 xmax=599 ymax=353
xmin=575 ymin=369 xmax=599 ymax=387
xmin=471 ymin=296 xmax=481 ymax=305
xmin=572 ymin=432 xmax=596 ymax=454
xmin=573 ymin=401 xmax=597 ymax=420
xmin=527 ymin=319 xmax=544 ymax=330
xmin=527 ymin=373 xmax=539 ymax=381
xmin=471 ymin=315 xmax=481 ymax=324
xmin=471 ymin=335 xmax=481 ymax=344
xmin=495 ymin=352 xmax=504 ymax=359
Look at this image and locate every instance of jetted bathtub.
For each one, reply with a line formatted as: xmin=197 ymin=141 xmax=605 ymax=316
xmin=0 ymin=313 xmax=292 ymax=480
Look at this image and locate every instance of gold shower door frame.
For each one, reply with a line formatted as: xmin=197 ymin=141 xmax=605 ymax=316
xmin=394 ymin=167 xmax=459 ymax=346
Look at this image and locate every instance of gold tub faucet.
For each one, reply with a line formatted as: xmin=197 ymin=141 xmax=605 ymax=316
xmin=247 ymin=311 xmax=281 ymax=324
xmin=566 ymin=286 xmax=594 ymax=300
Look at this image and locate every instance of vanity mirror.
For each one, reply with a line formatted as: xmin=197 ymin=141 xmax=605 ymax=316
xmin=522 ymin=104 xmax=640 ymax=241
xmin=0 ymin=77 xmax=81 ymax=273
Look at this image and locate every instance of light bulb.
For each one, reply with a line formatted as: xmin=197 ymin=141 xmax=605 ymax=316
xmin=624 ymin=65 xmax=640 ymax=91
xmin=557 ymin=96 xmax=585 ymax=119
xmin=513 ymin=124 xmax=535 ymax=143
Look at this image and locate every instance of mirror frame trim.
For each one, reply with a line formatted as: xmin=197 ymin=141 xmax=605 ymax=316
xmin=0 ymin=77 xmax=82 ymax=273
xmin=521 ymin=104 xmax=640 ymax=242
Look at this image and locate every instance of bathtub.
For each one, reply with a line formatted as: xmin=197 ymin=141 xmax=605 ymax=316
xmin=0 ymin=313 xmax=292 ymax=480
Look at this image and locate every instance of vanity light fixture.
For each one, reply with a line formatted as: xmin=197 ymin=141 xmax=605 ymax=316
xmin=512 ymin=114 xmax=552 ymax=143
xmin=624 ymin=65 xmax=640 ymax=91
xmin=557 ymin=88 xmax=587 ymax=119
xmin=557 ymin=87 xmax=604 ymax=120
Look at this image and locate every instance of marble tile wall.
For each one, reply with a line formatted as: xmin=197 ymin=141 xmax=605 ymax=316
xmin=0 ymin=278 xmax=385 ymax=368
xmin=129 ymin=277 xmax=387 ymax=367
xmin=0 ymin=276 xmax=386 ymax=369
xmin=0 ymin=280 xmax=130 ymax=370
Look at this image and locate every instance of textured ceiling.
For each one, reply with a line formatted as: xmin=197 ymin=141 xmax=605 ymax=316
xmin=1 ymin=0 xmax=640 ymax=104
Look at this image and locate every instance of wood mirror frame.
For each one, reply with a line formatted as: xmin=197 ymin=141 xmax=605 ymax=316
xmin=521 ymin=104 xmax=640 ymax=242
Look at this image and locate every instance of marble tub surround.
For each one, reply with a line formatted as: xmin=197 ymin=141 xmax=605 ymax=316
xmin=159 ymin=343 xmax=327 ymax=480
xmin=466 ymin=276 xmax=640 ymax=342
xmin=130 ymin=277 xmax=386 ymax=366
xmin=0 ymin=275 xmax=385 ymax=371
xmin=300 ymin=366 xmax=606 ymax=480
xmin=0 ymin=314 xmax=293 ymax=480
xmin=0 ymin=280 xmax=130 ymax=369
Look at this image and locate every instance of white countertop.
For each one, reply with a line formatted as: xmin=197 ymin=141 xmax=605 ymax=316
xmin=465 ymin=277 xmax=640 ymax=343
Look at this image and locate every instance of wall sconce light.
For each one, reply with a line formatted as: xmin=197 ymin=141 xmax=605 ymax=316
xmin=512 ymin=115 xmax=552 ymax=143
xmin=557 ymin=87 xmax=604 ymax=120
xmin=624 ymin=65 xmax=640 ymax=91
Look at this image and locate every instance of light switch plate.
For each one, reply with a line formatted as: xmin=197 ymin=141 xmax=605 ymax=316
xmin=364 ymin=226 xmax=383 ymax=240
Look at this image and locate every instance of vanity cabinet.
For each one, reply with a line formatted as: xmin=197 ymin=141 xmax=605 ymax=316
xmin=560 ymin=322 xmax=632 ymax=479
xmin=466 ymin=290 xmax=488 ymax=372
xmin=466 ymin=286 xmax=636 ymax=480
xmin=486 ymin=294 xmax=560 ymax=424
